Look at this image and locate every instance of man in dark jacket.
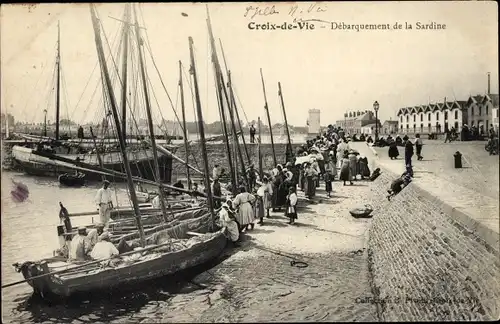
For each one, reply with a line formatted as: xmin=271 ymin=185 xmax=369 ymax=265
xmin=403 ymin=135 xmax=414 ymax=168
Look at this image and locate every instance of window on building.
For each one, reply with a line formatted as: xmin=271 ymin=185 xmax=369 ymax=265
xmin=400 ymin=125 xmax=403 ymax=130
xmin=406 ymin=124 xmax=409 ymax=129
xmin=427 ymin=123 xmax=431 ymax=131
xmin=420 ymin=124 xmax=423 ymax=133
xmin=428 ymin=113 xmax=431 ymax=121
xmin=454 ymin=110 xmax=458 ymax=119
xmin=400 ymin=116 xmax=403 ymax=123
xmin=471 ymin=107 xmax=474 ymax=115
xmin=444 ymin=111 xmax=448 ymax=120
xmin=436 ymin=112 xmax=440 ymax=120
xmin=413 ymin=115 xmax=416 ymax=122
xmin=420 ymin=114 xmax=423 ymax=121
xmin=406 ymin=116 xmax=409 ymax=123
xmin=486 ymin=105 xmax=488 ymax=115
xmin=413 ymin=124 xmax=416 ymax=131
xmin=479 ymin=106 xmax=482 ymax=116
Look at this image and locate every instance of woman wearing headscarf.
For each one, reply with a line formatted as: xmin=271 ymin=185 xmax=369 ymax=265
xmin=387 ymin=135 xmax=399 ymax=160
xmin=304 ymin=161 xmax=319 ymax=199
xmin=258 ymin=176 xmax=273 ymax=218
xmin=324 ymin=156 xmax=335 ymax=197
xmin=233 ymin=186 xmax=256 ymax=232
xmin=218 ymin=202 xmax=240 ymax=245
xmin=348 ymin=150 xmax=358 ymax=181
xmin=271 ymin=164 xmax=284 ymax=212
xmin=285 ymin=186 xmax=298 ymax=225
xmin=340 ymin=152 xmax=353 ymax=186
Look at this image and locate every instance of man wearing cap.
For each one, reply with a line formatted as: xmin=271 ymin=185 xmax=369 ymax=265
xmin=94 ymin=180 xmax=114 ymax=225
xmin=70 ymin=227 xmax=92 ymax=261
xmin=90 ymin=232 xmax=120 ymax=261
xmin=87 ymin=223 xmax=105 ymax=249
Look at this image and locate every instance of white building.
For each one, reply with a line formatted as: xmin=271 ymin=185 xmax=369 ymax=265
xmin=307 ymin=109 xmax=321 ymax=134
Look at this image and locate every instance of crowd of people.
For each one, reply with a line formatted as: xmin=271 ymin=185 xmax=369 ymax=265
xmin=210 ymin=124 xmax=373 ymax=245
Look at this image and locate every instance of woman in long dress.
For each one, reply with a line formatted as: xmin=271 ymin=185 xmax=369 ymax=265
xmin=324 ymin=159 xmax=335 ymax=197
xmin=218 ymin=202 xmax=240 ymax=245
xmin=340 ymin=153 xmax=353 ymax=186
xmin=348 ymin=150 xmax=358 ymax=181
xmin=233 ymin=186 xmax=256 ymax=232
xmin=387 ymin=136 xmax=399 ymax=159
xmin=285 ymin=186 xmax=298 ymax=225
xmin=260 ymin=177 xmax=273 ymax=218
xmin=271 ymin=166 xmax=284 ymax=212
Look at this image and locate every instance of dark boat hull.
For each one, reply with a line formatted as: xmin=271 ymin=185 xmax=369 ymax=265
xmin=58 ymin=174 xmax=86 ymax=187
xmin=11 ymin=155 xmax=173 ymax=183
xmin=18 ymin=215 xmax=227 ymax=298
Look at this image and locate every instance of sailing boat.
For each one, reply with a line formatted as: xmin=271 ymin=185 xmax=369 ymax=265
xmin=11 ymin=17 xmax=174 ymax=182
xmin=7 ymin=4 xmax=226 ymax=298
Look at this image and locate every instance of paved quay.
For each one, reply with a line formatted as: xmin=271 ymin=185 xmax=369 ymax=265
xmin=371 ymin=141 xmax=499 ymax=250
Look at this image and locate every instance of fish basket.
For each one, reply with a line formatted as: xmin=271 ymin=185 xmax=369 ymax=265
xmin=349 ymin=205 xmax=374 ymax=218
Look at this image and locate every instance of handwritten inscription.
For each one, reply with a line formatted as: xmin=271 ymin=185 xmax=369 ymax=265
xmin=11 ymin=179 xmax=30 ymax=203
xmin=244 ymin=5 xmax=280 ymax=19
xmin=244 ymin=2 xmax=328 ymax=20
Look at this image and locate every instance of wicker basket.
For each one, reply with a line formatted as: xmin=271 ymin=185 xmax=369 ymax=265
xmin=349 ymin=205 xmax=374 ymax=218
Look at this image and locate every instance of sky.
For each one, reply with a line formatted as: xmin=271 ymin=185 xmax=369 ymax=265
xmin=1 ymin=1 xmax=498 ymax=127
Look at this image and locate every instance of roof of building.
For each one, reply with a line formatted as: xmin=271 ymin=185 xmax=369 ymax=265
xmin=383 ymin=120 xmax=399 ymax=125
xmin=485 ymin=94 xmax=499 ymax=107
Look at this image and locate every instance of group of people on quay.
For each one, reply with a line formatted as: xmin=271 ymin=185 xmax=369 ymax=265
xmin=208 ymin=124 xmax=373 ymax=245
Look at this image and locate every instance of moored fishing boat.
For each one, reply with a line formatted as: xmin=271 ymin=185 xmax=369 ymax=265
xmin=58 ymin=172 xmax=86 ymax=187
xmin=13 ymin=211 xmax=226 ymax=297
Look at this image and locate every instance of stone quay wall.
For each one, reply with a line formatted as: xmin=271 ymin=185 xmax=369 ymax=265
xmin=171 ymin=143 xmax=303 ymax=180
xmin=367 ymin=170 xmax=500 ymax=321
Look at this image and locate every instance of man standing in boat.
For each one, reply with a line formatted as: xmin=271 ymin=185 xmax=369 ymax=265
xmin=94 ymin=180 xmax=114 ymax=225
xmin=249 ymin=123 xmax=256 ymax=143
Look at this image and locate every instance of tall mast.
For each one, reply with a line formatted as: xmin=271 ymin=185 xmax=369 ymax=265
xmin=188 ymin=36 xmax=215 ymax=222
xmin=206 ymin=9 xmax=237 ymax=194
xmin=219 ymin=39 xmax=251 ymax=164
xmin=260 ymin=68 xmax=277 ymax=166
xmin=55 ymin=21 xmax=61 ymax=141
xmin=227 ymin=71 xmax=248 ymax=186
xmin=179 ymin=60 xmax=191 ymax=190
xmin=257 ymin=117 xmax=263 ymax=178
xmin=278 ymin=82 xmax=293 ymax=162
xmin=89 ymin=4 xmax=146 ymax=247
xmin=120 ymin=4 xmax=130 ymax=145
xmin=89 ymin=126 xmax=106 ymax=181
xmin=132 ymin=4 xmax=169 ymax=222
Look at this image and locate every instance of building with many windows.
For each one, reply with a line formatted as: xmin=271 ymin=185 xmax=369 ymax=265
xmin=336 ymin=110 xmax=380 ymax=134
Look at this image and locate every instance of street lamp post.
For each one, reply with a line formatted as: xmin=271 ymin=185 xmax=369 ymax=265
xmin=373 ymin=101 xmax=379 ymax=142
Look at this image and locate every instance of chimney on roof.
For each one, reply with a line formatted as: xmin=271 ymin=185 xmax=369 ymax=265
xmin=487 ymin=72 xmax=491 ymax=94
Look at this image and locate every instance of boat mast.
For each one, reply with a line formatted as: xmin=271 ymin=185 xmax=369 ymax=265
xmin=188 ymin=36 xmax=215 ymax=221
xmin=219 ymin=39 xmax=251 ymax=164
xmin=132 ymin=4 xmax=169 ymax=222
xmin=278 ymin=82 xmax=293 ymax=162
xmin=206 ymin=10 xmax=237 ymax=194
xmin=55 ymin=21 xmax=61 ymax=141
xmin=257 ymin=116 xmax=263 ymax=178
xmin=179 ymin=60 xmax=191 ymax=190
xmin=227 ymin=70 xmax=248 ymax=186
xmin=89 ymin=4 xmax=146 ymax=247
xmin=120 ymin=4 xmax=130 ymax=145
xmin=260 ymin=68 xmax=277 ymax=166
xmin=89 ymin=126 xmax=106 ymax=181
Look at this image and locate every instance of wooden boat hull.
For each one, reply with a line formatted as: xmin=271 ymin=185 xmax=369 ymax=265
xmin=17 ymin=214 xmax=227 ymax=298
xmin=58 ymin=173 xmax=86 ymax=187
xmin=11 ymin=146 xmax=173 ymax=182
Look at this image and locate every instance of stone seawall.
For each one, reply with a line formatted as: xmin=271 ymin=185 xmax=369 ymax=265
xmin=367 ymin=170 xmax=500 ymax=321
xmin=171 ymin=143 xmax=302 ymax=179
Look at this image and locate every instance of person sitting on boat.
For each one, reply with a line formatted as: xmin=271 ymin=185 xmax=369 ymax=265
xmin=90 ymin=232 xmax=119 ymax=262
xmin=94 ymin=180 xmax=114 ymax=225
xmin=218 ymin=202 xmax=240 ymax=246
xmin=70 ymin=227 xmax=91 ymax=262
xmin=87 ymin=223 xmax=105 ymax=249
xmin=151 ymin=194 xmax=161 ymax=209
xmin=135 ymin=182 xmax=145 ymax=193
xmin=173 ymin=180 xmax=184 ymax=189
